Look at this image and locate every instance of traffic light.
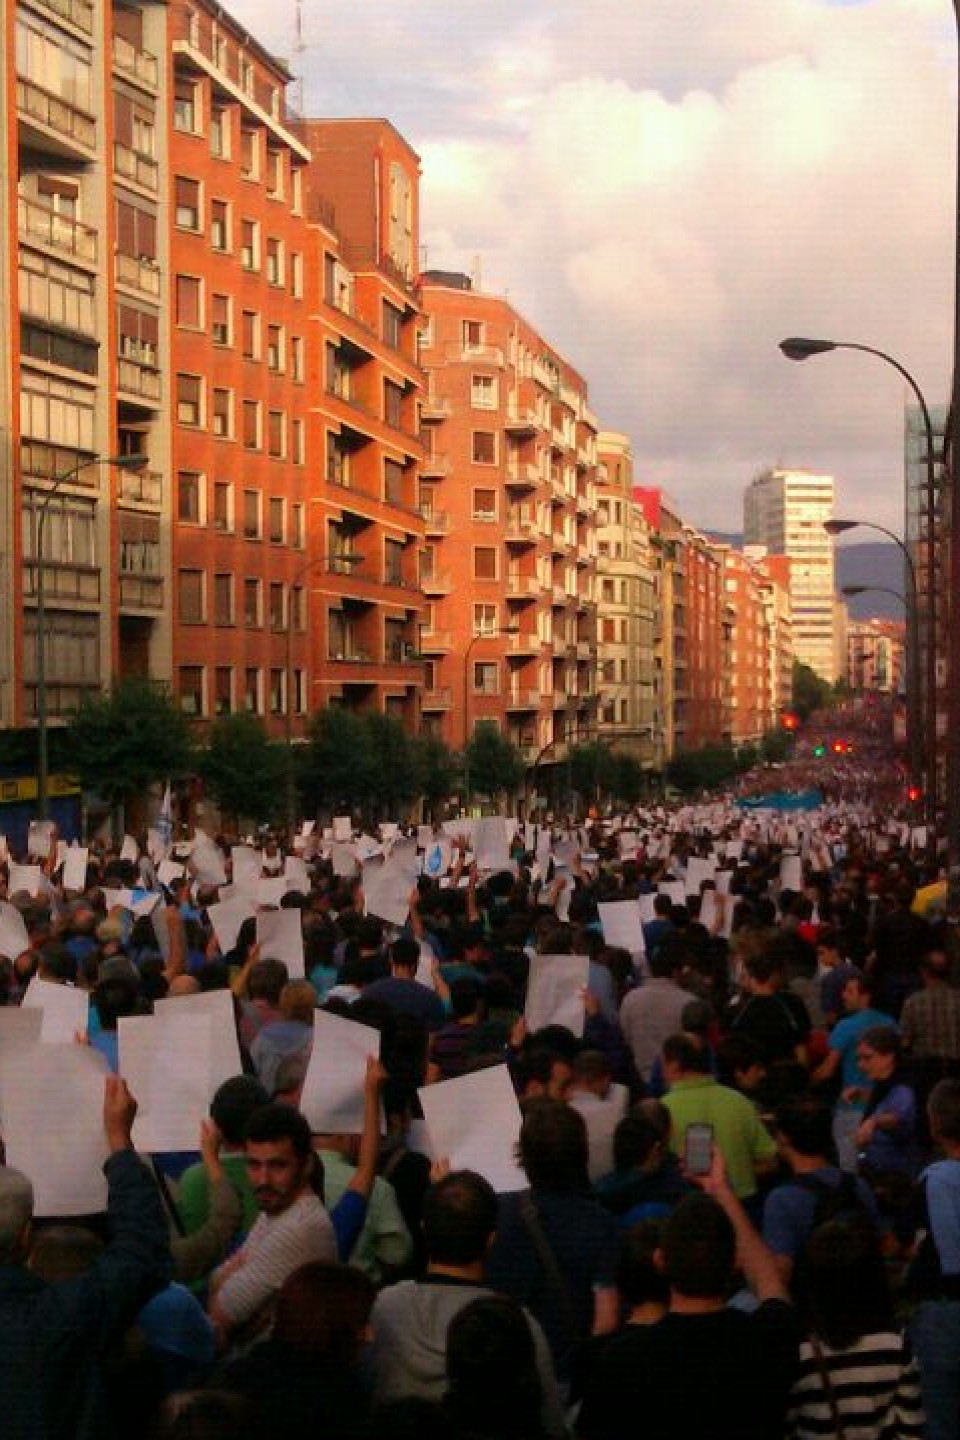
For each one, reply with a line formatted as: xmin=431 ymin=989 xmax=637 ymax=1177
xmin=813 ymin=744 xmax=825 ymax=758
xmin=908 ymin=786 xmax=922 ymax=805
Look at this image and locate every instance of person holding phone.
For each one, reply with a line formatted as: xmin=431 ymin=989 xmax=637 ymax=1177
xmin=661 ymin=1033 xmax=778 ymax=1208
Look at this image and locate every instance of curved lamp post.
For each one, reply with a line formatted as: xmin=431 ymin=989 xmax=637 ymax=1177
xmin=35 ymin=453 xmax=147 ymax=818
xmin=780 ymin=337 xmax=939 ymax=824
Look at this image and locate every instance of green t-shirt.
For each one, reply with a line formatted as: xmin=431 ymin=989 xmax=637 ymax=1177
xmin=663 ymin=1075 xmax=777 ymax=1199
xmin=178 ymin=1152 xmax=258 ymax=1237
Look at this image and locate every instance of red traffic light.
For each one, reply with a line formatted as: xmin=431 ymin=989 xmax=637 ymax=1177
xmin=907 ymin=786 xmax=922 ymax=804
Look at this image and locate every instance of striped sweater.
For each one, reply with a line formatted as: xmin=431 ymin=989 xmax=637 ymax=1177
xmin=787 ymin=1331 xmax=924 ymax=1440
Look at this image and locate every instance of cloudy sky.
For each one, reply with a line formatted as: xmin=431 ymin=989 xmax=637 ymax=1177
xmin=230 ymin=0 xmax=955 ymax=535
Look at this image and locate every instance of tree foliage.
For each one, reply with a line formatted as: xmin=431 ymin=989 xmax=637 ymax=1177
xmin=364 ymin=712 xmax=421 ymax=811
xmin=297 ymin=707 xmax=374 ymax=814
xmin=665 ymin=742 xmax=741 ymax=794
xmin=792 ymin=660 xmax=833 ymax=721
xmin=465 ymin=720 xmax=525 ymax=799
xmin=66 ymin=678 xmax=193 ymax=808
xmin=413 ymin=732 xmax=457 ymax=811
xmin=198 ymin=713 xmax=288 ymax=825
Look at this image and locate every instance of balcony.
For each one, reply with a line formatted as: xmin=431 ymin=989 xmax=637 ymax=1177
xmin=18 ymin=196 xmax=96 ymax=265
xmin=505 ymin=463 xmax=541 ymax=492
xmin=113 ymin=141 xmax=159 ymax=193
xmin=576 ymin=641 xmax=594 ymax=661
xmin=507 ymin=632 xmax=541 ymax=657
xmin=112 ymin=34 xmax=159 ymax=90
xmin=116 ymin=354 xmax=161 ymax=404
xmin=115 ymin=251 xmax=161 ymax=297
xmin=505 ymin=574 xmax=540 ymax=601
xmin=419 ymin=452 xmax=450 ymax=478
xmin=532 ymin=359 xmax=558 ymax=392
xmin=421 ymin=687 xmax=453 ymax=710
xmin=421 ymin=508 xmax=450 ymax=535
xmin=118 ymin=467 xmax=162 ymax=508
xmin=420 ymin=394 xmax=451 ymax=421
xmin=447 ymin=344 xmax=504 ymax=367
xmin=551 ymin=584 xmax=570 ymax=605
xmin=119 ymin=573 xmax=163 ymax=610
xmin=17 ymin=77 xmax=96 ymax=157
xmin=505 ymin=514 xmax=538 ymax=546
xmin=504 ymin=406 xmax=541 ymax=437
xmin=421 ymin=571 xmax=453 ymax=595
xmin=506 ymin=689 xmax=541 ymax=712
xmin=419 ymin=630 xmax=452 ymax=654
xmin=32 ymin=0 xmax=93 ymax=31
xmin=23 ymin=561 xmax=100 ymax=603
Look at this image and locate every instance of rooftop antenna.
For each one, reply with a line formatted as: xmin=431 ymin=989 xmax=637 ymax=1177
xmin=291 ymin=0 xmax=305 ymax=114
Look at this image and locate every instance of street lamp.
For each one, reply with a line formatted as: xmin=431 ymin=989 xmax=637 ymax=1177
xmin=825 ymin=518 xmax=923 ymax=809
xmin=781 ymin=337 xmax=939 ymax=822
xmin=34 ymin=453 xmax=147 ymax=819
xmin=462 ymin=626 xmax=518 ymax=808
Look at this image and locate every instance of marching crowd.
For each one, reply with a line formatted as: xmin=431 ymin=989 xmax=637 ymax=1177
xmin=0 ymin=787 xmax=958 ymax=1440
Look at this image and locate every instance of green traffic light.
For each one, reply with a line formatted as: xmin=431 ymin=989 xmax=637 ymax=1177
xmin=813 ymin=744 xmax=825 ymax=757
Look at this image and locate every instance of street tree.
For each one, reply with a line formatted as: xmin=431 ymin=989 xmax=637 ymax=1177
xmin=198 ymin=713 xmax=287 ymax=827
xmin=465 ymin=720 xmax=525 ymax=803
xmin=297 ymin=706 xmax=374 ymax=815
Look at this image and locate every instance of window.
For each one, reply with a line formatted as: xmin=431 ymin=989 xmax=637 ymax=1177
xmin=210 ymin=293 xmax=230 ymax=346
xmin=385 ymin=538 xmax=404 ymax=587
xmin=291 ymin=418 xmax=305 ymax=465
xmin=241 ymin=310 xmax=259 ymax=361
xmin=210 ymin=106 xmax=228 ymax=158
xmin=240 ymin=58 xmax=254 ymax=95
xmin=269 ymin=669 xmax=284 ymax=715
xmin=178 ymin=569 xmax=204 ymax=624
xmin=214 ymin=667 xmax=232 ymax=715
xmin=463 ymin=319 xmax=483 ymax=350
xmin=265 ymin=237 xmax=283 ymax=285
xmin=243 ymin=668 xmax=259 ymax=712
xmin=382 ymin=302 xmax=401 ymax=349
xmin=173 ymin=78 xmax=198 ymax=133
xmin=473 ymin=603 xmax=498 ymax=637
xmin=213 ymin=481 xmax=232 ymax=531
xmin=290 ymin=585 xmax=305 ymax=630
xmin=291 ymin=503 xmax=305 ymax=549
xmin=291 ymin=335 xmax=304 ymax=383
xmin=179 ymin=666 xmax=204 ymax=716
xmin=241 ymin=219 xmax=259 ymax=270
xmin=213 ymin=573 xmax=233 ymax=625
xmin=326 ymin=433 xmax=347 ymax=485
xmin=289 ymin=251 xmax=302 ymax=297
xmin=175 ymin=274 xmax=201 ymax=328
xmin=472 ymin=431 xmax=496 ymax=464
xmin=268 ymin=497 xmax=285 ymax=543
xmin=269 ymin=582 xmax=285 ymax=629
xmin=290 ymin=167 xmax=302 ymax=213
xmin=176 ymin=373 xmax=202 ymax=426
xmin=474 ymin=546 xmax=497 ymax=580
xmin=242 ymin=400 xmax=260 ymax=450
xmin=211 ymin=387 xmax=232 ymax=438
xmin=292 ymin=669 xmax=306 ymax=714
xmin=266 ymin=148 xmax=283 ymax=197
xmin=243 ymin=577 xmax=262 ymax=626
xmin=239 ymin=127 xmax=258 ymax=179
xmin=243 ymin=489 xmax=261 ymax=539
xmin=267 ymin=324 xmax=283 ymax=372
xmin=267 ymin=410 xmax=284 ymax=458
xmin=177 ymin=471 xmax=203 ymax=523
xmin=174 ymin=176 xmax=200 ymax=230
xmin=210 ymin=199 xmax=229 ymax=251
xmin=471 ymin=374 xmax=497 ymax=409
xmin=384 ymin=458 xmax=405 ymax=505
xmin=473 ymin=661 xmax=498 ymax=695
xmin=384 ymin=380 xmax=404 ymax=429
xmin=472 ymin=488 xmax=497 ymax=520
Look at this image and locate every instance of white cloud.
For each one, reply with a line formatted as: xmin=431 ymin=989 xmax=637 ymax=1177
xmin=228 ymin=0 xmax=955 ymax=532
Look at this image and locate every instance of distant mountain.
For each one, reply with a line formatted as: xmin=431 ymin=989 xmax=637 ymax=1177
xmin=835 ymin=543 xmax=905 ymax=619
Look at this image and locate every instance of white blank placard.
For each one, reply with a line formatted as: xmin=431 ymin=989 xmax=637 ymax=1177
xmin=299 ymin=1008 xmax=379 ymax=1135
xmin=525 ymin=954 xmax=589 ymax=1036
xmin=0 ymin=1043 xmax=109 ymax=1215
xmin=418 ymin=1065 xmax=526 ymax=1194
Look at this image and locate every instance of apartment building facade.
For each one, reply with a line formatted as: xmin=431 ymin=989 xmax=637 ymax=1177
xmin=720 ymin=546 xmax=772 ymax=745
xmin=744 ymin=467 xmax=836 ymax=680
xmin=680 ymin=525 xmax=725 ymax=750
xmin=847 ymin=616 xmax=905 ymax=695
xmin=299 ymin=119 xmax=425 ymax=733
xmin=417 ymin=272 xmax=599 ymax=767
xmin=596 ymin=433 xmax=658 ymax=768
xmin=4 ymin=0 xmax=173 ymax=729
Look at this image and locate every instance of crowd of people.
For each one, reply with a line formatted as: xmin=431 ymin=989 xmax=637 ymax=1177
xmin=0 ymin=782 xmax=958 ymax=1440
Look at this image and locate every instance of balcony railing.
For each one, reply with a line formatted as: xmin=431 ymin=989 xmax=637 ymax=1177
xmin=33 ymin=0 xmax=93 ymax=32
xmin=119 ymin=468 xmax=162 ymax=507
xmin=23 ymin=561 xmax=100 ymax=603
xmin=420 ymin=571 xmax=453 ymax=594
xmin=506 ymin=689 xmax=541 ymax=711
xmin=20 ymin=441 xmax=99 ymax=488
xmin=114 ymin=141 xmax=158 ymax=192
xmin=419 ymin=453 xmax=450 ymax=476
xmin=17 ymin=77 xmax=96 ymax=151
xmin=119 ymin=573 xmax=163 ymax=609
xmin=116 ymin=354 xmax=161 ymax=402
xmin=115 ymin=250 xmax=160 ymax=296
xmin=421 ymin=688 xmax=453 ymax=710
xmin=421 ymin=508 xmax=450 ymax=533
xmin=112 ymin=34 xmax=159 ymax=89
xmin=419 ymin=630 xmax=452 ymax=652
xmin=18 ymin=196 xmax=96 ymax=263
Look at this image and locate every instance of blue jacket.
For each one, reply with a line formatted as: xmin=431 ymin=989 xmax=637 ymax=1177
xmin=0 ymin=1148 xmax=171 ymax=1440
